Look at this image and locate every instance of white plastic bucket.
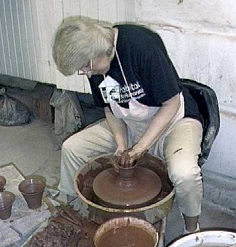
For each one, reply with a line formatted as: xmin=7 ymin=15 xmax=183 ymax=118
xmin=168 ymin=230 xmax=236 ymax=247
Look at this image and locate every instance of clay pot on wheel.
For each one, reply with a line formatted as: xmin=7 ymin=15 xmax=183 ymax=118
xmin=93 ymin=164 xmax=162 ymax=209
xmin=74 ymin=153 xmax=175 ymax=225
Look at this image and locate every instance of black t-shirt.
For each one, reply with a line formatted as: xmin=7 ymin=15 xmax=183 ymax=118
xmin=89 ymin=24 xmax=201 ymax=121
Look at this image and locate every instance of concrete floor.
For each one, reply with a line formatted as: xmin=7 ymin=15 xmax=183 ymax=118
xmin=1 ymin=119 xmax=236 ymax=246
xmin=0 ymin=87 xmax=236 ymax=246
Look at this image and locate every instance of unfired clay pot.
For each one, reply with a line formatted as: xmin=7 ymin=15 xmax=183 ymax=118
xmin=0 ymin=191 xmax=15 ymax=220
xmin=18 ymin=178 xmax=46 ymax=209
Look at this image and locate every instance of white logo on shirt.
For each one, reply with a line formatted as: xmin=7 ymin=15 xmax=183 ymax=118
xmin=99 ymin=76 xmax=146 ymax=104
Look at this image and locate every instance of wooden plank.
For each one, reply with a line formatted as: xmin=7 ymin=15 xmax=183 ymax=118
xmin=80 ymin=0 xmax=89 ymax=17
xmin=125 ymin=0 xmax=136 ymax=22
xmin=116 ymin=0 xmax=127 ymax=23
xmin=23 ymin=0 xmax=39 ymax=81
xmin=88 ymin=0 xmax=99 ymax=20
xmin=0 ymin=1 xmax=7 ymax=74
xmin=17 ymin=0 xmax=32 ymax=80
xmin=0 ymin=1 xmax=13 ymax=75
xmin=106 ymin=0 xmax=117 ymax=23
xmin=7 ymin=0 xmax=19 ymax=77
xmin=62 ymin=0 xmax=71 ymax=18
xmin=35 ymin=0 xmax=50 ymax=83
xmin=40 ymin=0 xmax=58 ymax=85
xmin=30 ymin=0 xmax=45 ymax=82
xmin=98 ymin=0 xmax=109 ymax=22
xmin=11 ymin=0 xmax=25 ymax=78
xmin=69 ymin=0 xmax=81 ymax=17
xmin=52 ymin=0 xmax=65 ymax=87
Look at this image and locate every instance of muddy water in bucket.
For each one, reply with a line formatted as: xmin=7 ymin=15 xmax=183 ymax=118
xmin=94 ymin=217 xmax=158 ymax=247
xmin=18 ymin=178 xmax=46 ymax=209
xmin=0 ymin=191 xmax=15 ymax=220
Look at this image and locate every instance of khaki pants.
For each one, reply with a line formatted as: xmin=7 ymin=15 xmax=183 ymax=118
xmin=59 ymin=118 xmax=203 ymax=217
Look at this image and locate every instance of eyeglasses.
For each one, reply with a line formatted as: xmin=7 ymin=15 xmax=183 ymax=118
xmin=78 ymin=59 xmax=93 ymax=78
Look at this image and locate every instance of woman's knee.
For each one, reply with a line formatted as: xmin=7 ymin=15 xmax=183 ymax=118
xmin=168 ymin=160 xmax=202 ymax=191
xmin=62 ymin=132 xmax=87 ymax=156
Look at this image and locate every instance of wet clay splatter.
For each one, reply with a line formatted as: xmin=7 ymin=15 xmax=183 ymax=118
xmin=31 ymin=207 xmax=99 ymax=247
xmin=76 ymin=154 xmax=173 ymax=207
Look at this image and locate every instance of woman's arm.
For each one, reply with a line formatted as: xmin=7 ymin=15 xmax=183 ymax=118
xmin=135 ymin=93 xmax=180 ymax=150
xmin=120 ymin=93 xmax=181 ymax=166
xmin=104 ymin=106 xmax=128 ymax=152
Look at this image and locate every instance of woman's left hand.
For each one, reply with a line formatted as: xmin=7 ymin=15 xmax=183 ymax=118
xmin=119 ymin=147 xmax=148 ymax=167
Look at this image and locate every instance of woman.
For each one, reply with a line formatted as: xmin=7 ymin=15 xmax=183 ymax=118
xmin=52 ymin=16 xmax=203 ymax=234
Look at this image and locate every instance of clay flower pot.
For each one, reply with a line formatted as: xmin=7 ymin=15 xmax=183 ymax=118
xmin=18 ymin=178 xmax=46 ymax=209
xmin=0 ymin=191 xmax=15 ymax=220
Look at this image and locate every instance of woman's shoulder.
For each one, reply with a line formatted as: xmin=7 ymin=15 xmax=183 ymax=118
xmin=115 ymin=24 xmax=157 ymax=36
xmin=115 ymin=24 xmax=166 ymax=52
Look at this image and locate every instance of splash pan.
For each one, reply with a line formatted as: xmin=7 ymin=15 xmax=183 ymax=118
xmin=74 ymin=153 xmax=175 ymax=225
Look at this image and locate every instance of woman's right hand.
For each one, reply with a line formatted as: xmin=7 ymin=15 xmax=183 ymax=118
xmin=111 ymin=147 xmax=148 ymax=169
xmin=110 ymin=148 xmax=125 ymax=172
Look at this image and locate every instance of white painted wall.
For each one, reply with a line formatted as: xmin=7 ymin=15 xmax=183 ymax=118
xmin=206 ymin=112 xmax=236 ymax=179
xmin=0 ymin=0 xmax=135 ymax=93
xmin=135 ymin=0 xmax=236 ymax=109
xmin=134 ymin=0 xmax=236 ymax=179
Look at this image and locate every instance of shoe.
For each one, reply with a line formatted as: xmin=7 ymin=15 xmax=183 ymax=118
xmin=182 ymin=223 xmax=200 ymax=235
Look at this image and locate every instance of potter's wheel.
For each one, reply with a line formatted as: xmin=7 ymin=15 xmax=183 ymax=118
xmin=93 ymin=166 xmax=162 ymax=208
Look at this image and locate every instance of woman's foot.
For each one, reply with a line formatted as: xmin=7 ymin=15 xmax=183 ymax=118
xmin=182 ymin=222 xmax=200 ymax=235
xmin=182 ymin=214 xmax=200 ymax=234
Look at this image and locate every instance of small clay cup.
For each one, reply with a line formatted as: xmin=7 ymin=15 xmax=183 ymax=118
xmin=0 ymin=176 xmax=6 ymax=192
xmin=18 ymin=178 xmax=46 ymax=209
xmin=0 ymin=191 xmax=15 ymax=220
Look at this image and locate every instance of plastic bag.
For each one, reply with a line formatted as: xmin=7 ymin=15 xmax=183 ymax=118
xmin=0 ymin=88 xmax=31 ymax=126
xmin=50 ymin=89 xmax=83 ymax=149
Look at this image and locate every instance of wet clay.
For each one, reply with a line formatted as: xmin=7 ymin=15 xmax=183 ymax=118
xmin=93 ymin=166 xmax=162 ymax=208
xmin=76 ymin=154 xmax=173 ymax=207
xmin=96 ymin=225 xmax=155 ymax=247
xmin=31 ymin=207 xmax=99 ymax=247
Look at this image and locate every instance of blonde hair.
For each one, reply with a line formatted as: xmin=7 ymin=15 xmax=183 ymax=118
xmin=52 ymin=16 xmax=114 ymax=76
